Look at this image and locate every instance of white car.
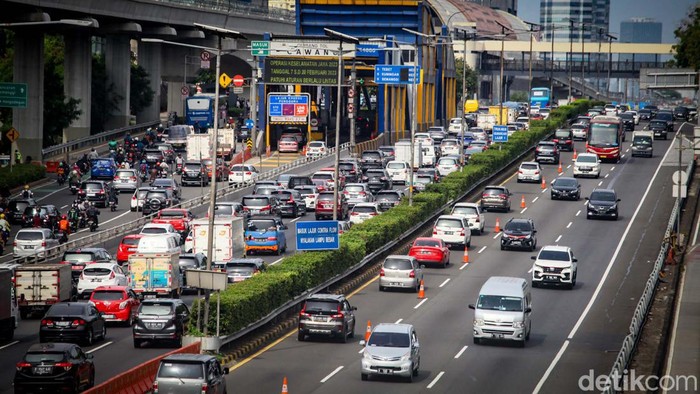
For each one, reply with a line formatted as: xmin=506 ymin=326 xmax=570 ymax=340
xmin=386 ymin=161 xmax=410 ymax=184
xmin=432 ymin=215 xmax=471 ymax=248
xmin=306 ymin=141 xmax=327 ymax=157
xmin=349 ymin=202 xmax=380 ymax=224
xmin=13 ymin=228 xmax=60 ymax=258
xmin=517 ymin=161 xmax=542 ymax=183
xmin=440 ymin=139 xmax=460 ymax=156
xmin=531 ymin=245 xmax=578 ymax=289
xmin=573 ymin=153 xmax=601 ymax=178
xmin=448 ymin=118 xmax=463 ymax=133
xmin=78 ymin=263 xmax=128 ymax=297
xmin=229 ymin=164 xmax=259 ymax=185
xmin=294 ymin=185 xmax=320 ymax=211
xmin=451 ymin=202 xmax=485 ymax=235
xmin=436 ymin=156 xmax=460 ymax=177
xmin=139 ymin=223 xmax=182 ymax=245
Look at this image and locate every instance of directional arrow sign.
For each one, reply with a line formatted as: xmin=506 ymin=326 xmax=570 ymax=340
xmin=0 ymin=83 xmax=27 ymax=108
xmin=219 ymin=73 xmax=232 ymax=88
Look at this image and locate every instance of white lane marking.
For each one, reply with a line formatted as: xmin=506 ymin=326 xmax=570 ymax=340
xmin=597 ymin=181 xmax=603 ymax=186
xmin=414 ymin=298 xmax=428 ymax=309
xmin=533 ymin=129 xmax=677 ymax=394
xmin=0 ymin=340 xmax=19 ymax=350
xmin=477 ymin=246 xmax=487 ymax=254
xmin=610 ymin=166 xmax=616 ymax=171
xmin=566 ymin=222 xmax=572 ymax=229
xmin=427 ymin=371 xmax=445 ymax=389
xmin=439 ymin=278 xmax=451 ymax=288
xmin=555 ymin=235 xmax=562 ymax=243
xmin=86 ymin=341 xmax=113 ymax=354
xmin=566 ymin=164 xmax=571 ymax=169
xmin=270 ymin=258 xmax=284 ymax=265
xmin=576 ymin=210 xmax=581 ymax=217
xmin=493 ymin=233 xmax=501 ymax=239
xmin=541 ymin=188 xmax=547 ymax=193
xmin=604 ymin=173 xmax=609 ymax=178
xmin=320 ymin=366 xmax=344 ymax=383
xmin=532 ymin=197 xmax=539 ymax=203
xmin=454 ymin=346 xmax=468 ymax=359
xmin=527 ymin=267 xmax=533 ymax=273
xmin=459 ymin=263 xmax=469 ymax=270
xmin=520 ymin=207 xmax=528 ymax=214
xmin=290 ymin=217 xmax=302 ymax=223
xmin=395 ymin=318 xmax=403 ymax=324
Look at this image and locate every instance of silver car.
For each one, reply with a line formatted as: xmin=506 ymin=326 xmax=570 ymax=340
xmin=155 ymin=354 xmax=228 ymax=394
xmin=360 ymin=323 xmax=420 ymax=382
xmin=379 ymin=255 xmax=423 ymax=292
xmin=113 ymin=169 xmax=140 ymax=192
xmin=344 ymin=183 xmax=375 ymax=207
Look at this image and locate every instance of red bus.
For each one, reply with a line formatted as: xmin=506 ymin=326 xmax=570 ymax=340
xmin=587 ymin=116 xmax=624 ymax=162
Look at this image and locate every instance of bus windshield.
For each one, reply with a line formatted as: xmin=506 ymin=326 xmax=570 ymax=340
xmin=588 ymin=123 xmax=619 ymax=146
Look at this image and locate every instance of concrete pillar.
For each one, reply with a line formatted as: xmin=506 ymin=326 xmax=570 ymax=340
xmin=165 ymin=79 xmax=185 ymax=120
xmin=63 ymin=33 xmax=92 ymax=143
xmin=13 ymin=33 xmax=43 ymax=163
xmin=138 ymin=41 xmax=162 ymax=124
xmin=105 ymin=36 xmax=131 ymax=129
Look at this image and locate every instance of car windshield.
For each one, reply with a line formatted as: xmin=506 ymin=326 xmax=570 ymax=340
xmin=436 ymin=218 xmax=462 ymax=228
xmin=16 ymin=231 xmax=43 ymax=241
xmin=24 ymin=352 xmax=66 ymax=363
xmin=242 ymin=197 xmax=268 ymax=207
xmin=383 ymin=258 xmax=413 ymax=270
xmin=414 ymin=239 xmax=440 ymax=247
xmin=368 ymin=332 xmax=410 ymax=348
xmin=62 ymin=253 xmax=96 ymax=263
xmin=452 ymin=206 xmax=477 ymax=216
xmin=577 ymin=155 xmax=597 ymax=163
xmin=248 ymin=220 xmax=276 ymax=230
xmin=92 ymin=291 xmax=125 ymax=301
xmin=142 ymin=227 xmax=167 ymax=234
xmin=304 ymin=300 xmax=339 ymax=312
xmin=47 ymin=304 xmax=85 ymax=316
xmin=590 ymin=191 xmax=616 ymax=201
xmin=477 ymin=295 xmax=523 ymax=311
xmin=506 ymin=222 xmax=532 ymax=232
xmin=538 ymin=250 xmax=570 ymax=261
xmin=158 ymin=362 xmax=204 ymax=379
xmin=159 ymin=211 xmax=185 ymax=218
xmin=139 ymin=303 xmax=173 ymax=315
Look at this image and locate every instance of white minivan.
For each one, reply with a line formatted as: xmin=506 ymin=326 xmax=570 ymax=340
xmin=469 ymin=276 xmax=532 ymax=347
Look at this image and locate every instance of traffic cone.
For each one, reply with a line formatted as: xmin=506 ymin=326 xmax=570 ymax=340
xmin=462 ymin=246 xmax=470 ymax=264
xmin=520 ymin=195 xmax=526 ymax=209
xmin=364 ymin=321 xmax=372 ymax=342
xmin=573 ymin=149 xmax=578 ymax=160
xmin=281 ymin=376 xmax=288 ymax=394
xmin=557 ymin=161 xmax=563 ymax=174
xmin=494 ymin=217 xmax=501 ymax=233
xmin=541 ymin=177 xmax=546 ymax=190
xmin=417 ymin=280 xmax=425 ymax=299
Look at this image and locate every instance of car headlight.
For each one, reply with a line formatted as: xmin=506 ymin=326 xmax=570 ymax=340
xmin=474 ymin=319 xmax=484 ymax=326
xmin=512 ymin=321 xmax=525 ymax=328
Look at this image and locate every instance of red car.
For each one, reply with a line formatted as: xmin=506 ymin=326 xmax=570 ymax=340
xmin=151 ymin=208 xmax=194 ymax=235
xmin=117 ymin=234 xmax=143 ymax=264
xmin=408 ymin=237 xmax=451 ymax=268
xmin=89 ymin=286 xmax=140 ymax=326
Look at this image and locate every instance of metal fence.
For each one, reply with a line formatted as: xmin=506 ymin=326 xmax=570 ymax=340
xmin=602 ymin=158 xmax=695 ymax=394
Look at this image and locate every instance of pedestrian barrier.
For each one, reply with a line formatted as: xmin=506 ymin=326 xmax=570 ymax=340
xmin=83 ymin=341 xmax=201 ymax=394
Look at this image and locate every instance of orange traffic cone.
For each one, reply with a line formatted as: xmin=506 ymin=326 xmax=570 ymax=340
xmin=417 ymin=280 xmax=425 ymax=299
xmin=281 ymin=377 xmax=288 ymax=394
xmin=520 ymin=195 xmax=526 ymax=209
xmin=541 ymin=177 xmax=546 ymax=190
xmin=462 ymin=246 xmax=469 ymax=263
xmin=494 ymin=217 xmax=501 ymax=233
xmin=364 ymin=321 xmax=372 ymax=342
xmin=557 ymin=161 xmax=563 ymax=174
xmin=573 ymin=149 xmax=578 ymax=160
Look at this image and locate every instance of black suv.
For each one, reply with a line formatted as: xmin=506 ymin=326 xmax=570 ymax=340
xmin=500 ymin=218 xmax=537 ymax=251
xmin=271 ymin=189 xmax=307 ymax=218
xmin=78 ymin=181 xmax=111 ymax=207
xmin=14 ymin=343 xmax=95 ymax=393
xmin=6 ymin=198 xmax=37 ymax=225
xmin=142 ymin=189 xmax=178 ymax=216
xmin=535 ymin=141 xmax=560 ymax=164
xmin=133 ymin=299 xmax=190 ymax=347
xmin=586 ymin=188 xmax=620 ymax=220
xmin=298 ymin=293 xmax=357 ymax=342
xmin=181 ymin=161 xmax=209 ymax=186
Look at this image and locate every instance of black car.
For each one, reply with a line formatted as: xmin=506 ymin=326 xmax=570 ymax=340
xmin=586 ymin=188 xmax=620 ymax=220
xmin=673 ymin=106 xmax=689 ymax=121
xmin=535 ymin=141 xmax=560 ymax=164
xmin=39 ymin=302 xmax=107 ymax=345
xmin=78 ymin=180 xmax=111 ymax=207
xmin=297 ymin=293 xmax=357 ymax=342
xmin=500 ymin=218 xmax=537 ymax=251
xmin=6 ymin=198 xmax=37 ymax=225
xmin=21 ymin=205 xmax=61 ymax=229
xmin=618 ymin=112 xmax=635 ymax=131
xmin=552 ymin=129 xmax=574 ymax=151
xmin=143 ymin=148 xmax=165 ymax=165
xmin=133 ymin=299 xmax=190 ymax=347
xmin=638 ymin=108 xmax=653 ymax=120
xmin=178 ymin=253 xmax=207 ymax=291
xmin=181 ymin=161 xmax=209 ymax=186
xmin=142 ymin=189 xmax=178 ymax=216
xmin=374 ymin=190 xmax=403 ymax=212
xmin=271 ymin=189 xmax=307 ymax=218
xmin=14 ymin=343 xmax=95 ymax=393
xmin=648 ymin=120 xmax=670 ymax=140
xmin=550 ymin=177 xmax=581 ymax=200
xmin=364 ymin=169 xmax=392 ymax=193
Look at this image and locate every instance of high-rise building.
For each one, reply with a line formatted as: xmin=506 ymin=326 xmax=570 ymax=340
xmin=540 ymin=0 xmax=610 ymax=53
xmin=467 ymin=0 xmax=518 ymax=16
xmin=619 ymin=18 xmax=662 ymax=62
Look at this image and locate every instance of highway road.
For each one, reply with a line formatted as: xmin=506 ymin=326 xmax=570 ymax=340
xmin=0 ymin=147 xmax=359 ymax=390
xmin=222 ymin=121 xmax=692 ymax=393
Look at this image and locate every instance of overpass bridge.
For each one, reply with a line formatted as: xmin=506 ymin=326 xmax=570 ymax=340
xmin=1 ymin=0 xmax=294 ymax=161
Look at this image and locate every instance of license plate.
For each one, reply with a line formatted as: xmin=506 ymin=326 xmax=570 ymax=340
xmin=102 ymin=314 xmax=115 ymax=319
xmin=378 ymin=368 xmax=394 ymax=374
xmin=33 ymin=366 xmax=52 ymax=375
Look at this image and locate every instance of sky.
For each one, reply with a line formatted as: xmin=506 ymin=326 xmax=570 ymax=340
xmin=516 ymin=0 xmax=698 ymax=43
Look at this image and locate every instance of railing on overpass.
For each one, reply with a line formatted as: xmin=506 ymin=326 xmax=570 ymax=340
xmin=480 ymin=59 xmax=669 ymax=77
xmin=151 ymin=0 xmax=294 ymax=19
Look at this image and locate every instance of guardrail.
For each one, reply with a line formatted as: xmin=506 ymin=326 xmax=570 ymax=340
xmin=41 ymin=121 xmax=159 ymax=162
xmin=8 ymin=142 xmax=351 ymax=266
xmin=602 ymin=158 xmax=695 ymax=394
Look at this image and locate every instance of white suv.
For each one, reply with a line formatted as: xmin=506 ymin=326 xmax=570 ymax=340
xmin=451 ymin=203 xmax=485 ymax=235
xmin=517 ymin=161 xmax=542 ymax=183
xmin=432 ymin=215 xmax=471 ymax=249
xmin=573 ymin=153 xmax=601 ymax=178
xmin=531 ymin=245 xmax=578 ymax=289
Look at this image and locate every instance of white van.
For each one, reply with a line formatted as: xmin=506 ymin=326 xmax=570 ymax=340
xmin=468 ymin=276 xmax=532 ymax=347
xmin=136 ymin=234 xmax=181 ymax=254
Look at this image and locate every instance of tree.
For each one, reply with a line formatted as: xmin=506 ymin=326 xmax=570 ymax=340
xmin=130 ymin=63 xmax=154 ymax=116
xmin=455 ymin=58 xmax=478 ymax=102
xmin=91 ymin=54 xmax=121 ymax=133
xmin=43 ymin=36 xmax=81 ymax=147
xmin=672 ymin=4 xmax=700 ymax=70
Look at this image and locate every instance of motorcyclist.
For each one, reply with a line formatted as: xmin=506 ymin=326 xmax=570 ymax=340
xmin=21 ymin=185 xmax=33 ymax=199
xmin=86 ymin=202 xmax=100 ymax=227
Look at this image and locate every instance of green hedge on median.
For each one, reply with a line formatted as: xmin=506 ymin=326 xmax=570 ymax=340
xmin=190 ymin=100 xmax=596 ymax=337
xmin=0 ymin=164 xmax=47 ymax=194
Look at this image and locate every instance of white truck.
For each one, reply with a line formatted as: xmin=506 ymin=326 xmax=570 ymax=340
xmin=166 ymin=125 xmax=191 ymax=151
xmin=186 ymin=133 xmax=212 ymax=162
xmin=15 ymin=264 xmax=73 ymax=319
xmin=216 ymin=128 xmax=236 ymax=161
xmin=127 ymin=251 xmax=181 ymax=298
xmin=393 ymin=140 xmax=436 ymax=168
xmin=0 ymin=269 xmax=18 ymax=340
xmin=476 ymin=113 xmax=497 ymax=131
xmin=191 ymin=217 xmax=245 ymax=262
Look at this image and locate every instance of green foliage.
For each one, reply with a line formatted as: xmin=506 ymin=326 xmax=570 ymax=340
xmin=0 ymin=164 xmax=46 ymax=191
xmin=91 ymin=54 xmax=121 ymax=133
xmin=672 ymin=4 xmax=700 ymax=70
xmin=130 ymin=63 xmax=154 ymax=116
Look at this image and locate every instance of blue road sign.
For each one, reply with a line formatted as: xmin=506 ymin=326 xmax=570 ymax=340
xmin=492 ymin=125 xmax=508 ymax=142
xmin=296 ymin=221 xmax=339 ymax=251
xmin=374 ymin=65 xmax=421 ymax=84
xmin=245 ymin=119 xmax=255 ymax=129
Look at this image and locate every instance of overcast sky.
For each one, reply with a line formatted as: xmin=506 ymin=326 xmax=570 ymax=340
xmin=516 ymin=0 xmax=698 ymax=43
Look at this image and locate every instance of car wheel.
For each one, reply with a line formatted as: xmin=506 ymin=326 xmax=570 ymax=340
xmin=361 ymin=373 xmax=368 ymax=381
xmin=85 ymin=329 xmax=94 ymax=346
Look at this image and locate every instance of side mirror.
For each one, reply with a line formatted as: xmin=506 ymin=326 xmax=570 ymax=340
xmin=359 ymin=340 xmax=366 ymax=346
xmin=468 ymin=304 xmax=475 ymax=310
xmin=525 ymin=307 xmax=532 ymax=314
